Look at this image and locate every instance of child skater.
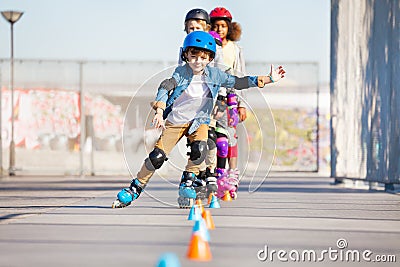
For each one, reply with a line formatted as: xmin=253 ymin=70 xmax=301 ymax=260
xmin=178 ymin=8 xmax=223 ymax=67
xmin=177 ymin=8 xmax=224 ymax=200
xmin=210 ymin=7 xmax=248 ymax=199
xmin=112 ymin=31 xmax=285 ymax=209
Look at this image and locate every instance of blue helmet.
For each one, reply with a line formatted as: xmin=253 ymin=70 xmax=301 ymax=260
xmin=182 ymin=31 xmax=216 ymax=60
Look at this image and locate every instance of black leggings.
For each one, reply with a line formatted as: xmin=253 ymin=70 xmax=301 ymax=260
xmin=216 ymin=132 xmax=228 ymax=169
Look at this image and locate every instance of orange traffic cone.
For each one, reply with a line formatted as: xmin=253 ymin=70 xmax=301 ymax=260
xmin=195 ymin=199 xmax=205 ymax=214
xmin=186 ymin=232 xmax=212 ymax=261
xmin=222 ymin=190 xmax=232 ymax=201
xmin=202 ymin=210 xmax=215 ymax=230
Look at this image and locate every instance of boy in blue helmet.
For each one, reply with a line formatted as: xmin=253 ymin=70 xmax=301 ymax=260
xmin=177 ymin=8 xmax=224 ymax=201
xmin=112 ymin=31 xmax=285 ymax=208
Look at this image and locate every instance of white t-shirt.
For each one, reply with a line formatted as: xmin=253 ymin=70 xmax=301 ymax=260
xmin=167 ymin=74 xmax=212 ymax=125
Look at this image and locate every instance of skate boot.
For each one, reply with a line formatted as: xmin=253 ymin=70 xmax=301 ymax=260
xmin=204 ymin=167 xmax=218 ymax=197
xmin=112 ymin=178 xmax=144 ymax=208
xmin=216 ymin=168 xmax=238 ymax=200
xmin=194 ymin=171 xmax=208 ymax=201
xmin=227 ymin=168 xmax=240 ymax=199
xmin=177 ymin=171 xmax=197 ymax=209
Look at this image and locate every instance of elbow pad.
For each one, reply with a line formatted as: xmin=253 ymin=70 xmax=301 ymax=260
xmin=234 ymin=77 xmax=249 ymax=90
xmin=234 ymin=76 xmax=258 ymax=89
xmin=159 ymin=78 xmax=177 ymax=91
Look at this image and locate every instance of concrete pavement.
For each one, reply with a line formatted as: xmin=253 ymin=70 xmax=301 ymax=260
xmin=0 ymin=173 xmax=399 ymax=266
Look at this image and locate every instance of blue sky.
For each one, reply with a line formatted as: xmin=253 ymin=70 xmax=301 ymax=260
xmin=0 ymin=0 xmax=330 ymax=82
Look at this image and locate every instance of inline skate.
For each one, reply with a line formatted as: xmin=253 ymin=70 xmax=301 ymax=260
xmin=112 ymin=178 xmax=144 ymax=208
xmin=216 ymin=167 xmax=239 ymax=200
xmin=178 ymin=171 xmax=197 ymax=208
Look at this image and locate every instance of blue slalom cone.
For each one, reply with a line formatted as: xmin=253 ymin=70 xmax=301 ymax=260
xmin=188 ymin=205 xmax=202 ymax=221
xmin=209 ymin=195 xmax=220 ymax=208
xmin=192 ymin=218 xmax=210 ymax=242
xmin=156 ymin=253 xmax=181 ymax=267
xmin=188 ymin=205 xmax=196 ymax=220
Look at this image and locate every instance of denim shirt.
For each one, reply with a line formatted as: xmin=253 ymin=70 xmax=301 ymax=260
xmin=154 ymin=64 xmax=259 ymax=134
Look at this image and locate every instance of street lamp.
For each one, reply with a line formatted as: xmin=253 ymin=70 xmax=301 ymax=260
xmin=1 ymin=10 xmax=23 ymax=176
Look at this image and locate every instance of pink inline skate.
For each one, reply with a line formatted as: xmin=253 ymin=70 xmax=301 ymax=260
xmin=216 ymin=168 xmax=239 ymax=200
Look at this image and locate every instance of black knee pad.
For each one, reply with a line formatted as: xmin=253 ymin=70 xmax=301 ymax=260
xmin=189 ymin=140 xmax=207 ymax=165
xmin=145 ymin=147 xmax=166 ymax=171
xmin=207 ymin=128 xmax=217 ymax=150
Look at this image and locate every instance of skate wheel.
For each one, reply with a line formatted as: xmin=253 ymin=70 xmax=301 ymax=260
xmin=177 ymin=196 xmax=194 ymax=209
xmin=195 ymin=193 xmax=207 ymax=201
xmin=111 ymin=200 xmax=121 ymax=208
xmin=112 ymin=199 xmax=128 ymax=209
xmin=231 ymin=191 xmax=238 ymax=200
xmin=195 ymin=186 xmax=208 ymax=201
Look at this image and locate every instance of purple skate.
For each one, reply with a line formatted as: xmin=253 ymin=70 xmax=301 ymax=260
xmin=216 ymin=168 xmax=239 ymax=200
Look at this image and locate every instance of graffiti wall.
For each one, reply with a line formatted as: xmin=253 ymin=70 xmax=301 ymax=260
xmin=1 ymin=87 xmax=123 ymax=151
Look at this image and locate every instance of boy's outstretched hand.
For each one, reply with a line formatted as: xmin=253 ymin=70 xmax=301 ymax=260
xmin=269 ymin=64 xmax=285 ymax=82
xmin=257 ymin=64 xmax=286 ymax=87
xmin=152 ymin=113 xmax=165 ymax=129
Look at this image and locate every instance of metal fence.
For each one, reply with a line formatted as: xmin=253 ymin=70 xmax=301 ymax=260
xmin=0 ymin=59 xmax=323 ymax=176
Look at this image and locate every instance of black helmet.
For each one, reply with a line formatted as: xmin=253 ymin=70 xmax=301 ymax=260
xmin=185 ymin=8 xmax=210 ymax=24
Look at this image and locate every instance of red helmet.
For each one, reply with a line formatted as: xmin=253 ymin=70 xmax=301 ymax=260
xmin=210 ymin=7 xmax=232 ymax=21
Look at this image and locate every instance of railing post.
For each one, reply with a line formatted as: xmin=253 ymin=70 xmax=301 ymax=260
xmin=79 ymin=61 xmax=85 ymax=177
xmin=316 ymin=63 xmax=320 ymax=173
